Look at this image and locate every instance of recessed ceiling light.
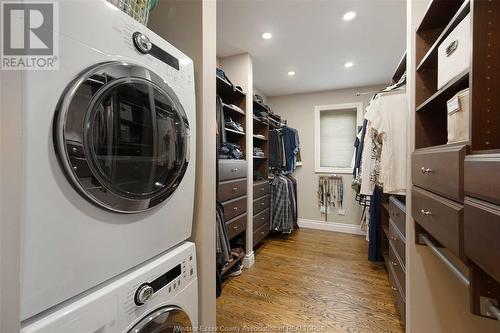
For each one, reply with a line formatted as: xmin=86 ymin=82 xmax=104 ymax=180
xmin=287 ymin=71 xmax=296 ymax=76
xmin=262 ymin=32 xmax=273 ymax=39
xmin=344 ymin=62 xmax=354 ymax=68
xmin=343 ymin=11 xmax=356 ymax=21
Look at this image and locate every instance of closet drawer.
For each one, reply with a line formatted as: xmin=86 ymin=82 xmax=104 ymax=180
xmin=253 ymin=181 xmax=270 ymax=199
xmin=253 ymin=208 xmax=270 ymax=230
xmin=218 ymin=179 xmax=247 ymax=202
xmin=389 ymin=220 xmax=406 ymax=267
xmin=412 ymin=144 xmax=467 ymax=202
xmin=412 ymin=186 xmax=464 ymax=259
xmin=222 ymin=196 xmax=247 ymax=221
xmin=226 ymin=213 xmax=247 ymax=240
xmin=389 ymin=196 xmax=406 ymax=237
xmin=253 ymin=222 xmax=270 ymax=246
xmin=253 ymin=194 xmax=270 ymax=215
xmin=389 ymin=242 xmax=406 ymax=296
xmin=465 ymin=154 xmax=500 ymax=206
xmin=464 ymin=197 xmax=500 ymax=282
xmin=219 ymin=160 xmax=247 ymax=181
xmin=388 ymin=264 xmax=406 ymax=322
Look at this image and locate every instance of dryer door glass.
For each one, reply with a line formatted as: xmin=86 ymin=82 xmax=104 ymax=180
xmin=86 ymin=78 xmax=188 ymax=200
xmin=54 ymin=62 xmax=191 ymax=213
xmin=129 ymin=306 xmax=192 ymax=333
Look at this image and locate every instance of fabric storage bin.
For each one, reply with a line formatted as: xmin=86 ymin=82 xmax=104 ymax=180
xmin=447 ymin=88 xmax=470 ymax=144
xmin=438 ymin=14 xmax=471 ymax=89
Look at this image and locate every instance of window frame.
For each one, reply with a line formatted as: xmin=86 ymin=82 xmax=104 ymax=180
xmin=314 ymin=102 xmax=363 ymax=174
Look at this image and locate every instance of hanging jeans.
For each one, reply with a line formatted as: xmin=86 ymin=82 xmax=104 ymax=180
xmin=368 ymin=186 xmax=384 ymax=262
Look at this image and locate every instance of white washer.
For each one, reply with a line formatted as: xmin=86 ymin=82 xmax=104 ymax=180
xmin=21 ymin=242 xmax=198 ymax=333
xmin=20 ymin=0 xmax=196 ymax=320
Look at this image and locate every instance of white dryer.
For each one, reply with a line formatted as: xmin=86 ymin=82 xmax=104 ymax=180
xmin=21 ymin=242 xmax=198 ymax=333
xmin=19 ymin=0 xmax=196 ymax=320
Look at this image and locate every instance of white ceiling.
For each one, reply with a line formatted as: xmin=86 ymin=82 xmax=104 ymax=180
xmin=217 ymin=0 xmax=406 ymax=97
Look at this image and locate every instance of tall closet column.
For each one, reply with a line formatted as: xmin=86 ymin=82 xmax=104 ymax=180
xmin=218 ymin=54 xmax=256 ymax=267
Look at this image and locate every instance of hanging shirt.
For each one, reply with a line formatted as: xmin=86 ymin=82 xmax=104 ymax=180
xmin=365 ymin=90 xmax=407 ymax=195
xmin=360 ymin=103 xmax=382 ymax=196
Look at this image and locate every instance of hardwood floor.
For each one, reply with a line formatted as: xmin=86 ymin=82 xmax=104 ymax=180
xmin=217 ymin=228 xmax=404 ymax=333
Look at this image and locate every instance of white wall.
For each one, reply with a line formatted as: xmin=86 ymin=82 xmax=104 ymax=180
xmin=148 ymin=1 xmax=217 ymax=327
xmin=406 ymin=1 xmax=499 ymax=332
xmin=268 ymin=85 xmax=385 ymax=228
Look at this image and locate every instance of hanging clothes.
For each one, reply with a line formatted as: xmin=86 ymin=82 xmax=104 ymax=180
xmin=368 ymin=186 xmax=384 ymax=262
xmin=270 ymin=175 xmax=296 ymax=234
xmin=358 ymin=89 xmax=407 ymax=195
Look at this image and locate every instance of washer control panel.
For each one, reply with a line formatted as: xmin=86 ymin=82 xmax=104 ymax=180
xmin=133 ymin=254 xmax=195 ymax=307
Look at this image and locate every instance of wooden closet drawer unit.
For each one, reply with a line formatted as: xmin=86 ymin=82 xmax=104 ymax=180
xmin=412 ymin=186 xmax=464 ymax=259
xmin=219 ymin=160 xmax=247 ymax=181
xmin=389 ymin=220 xmax=406 ymax=267
xmin=464 ymin=197 xmax=500 ymax=282
xmin=465 ymin=154 xmax=500 ymax=206
xmin=389 ymin=242 xmax=406 ymax=296
xmin=222 ymin=196 xmax=247 ymax=221
xmin=218 ymin=178 xmax=247 ymax=202
xmin=253 ymin=208 xmax=270 ymax=230
xmin=253 ymin=222 xmax=270 ymax=246
xmin=253 ymin=181 xmax=270 ymax=199
xmin=389 ymin=196 xmax=406 ymax=237
xmin=412 ymin=144 xmax=467 ymax=202
xmin=226 ymin=213 xmax=247 ymax=240
xmin=253 ymin=194 xmax=270 ymax=215
xmin=388 ymin=264 xmax=406 ymax=322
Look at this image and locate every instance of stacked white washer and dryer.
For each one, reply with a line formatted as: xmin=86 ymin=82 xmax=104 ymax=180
xmin=19 ymin=1 xmax=198 ymax=331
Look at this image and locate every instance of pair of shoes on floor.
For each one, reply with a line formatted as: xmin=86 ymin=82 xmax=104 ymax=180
xmin=227 ymin=262 xmax=243 ymax=277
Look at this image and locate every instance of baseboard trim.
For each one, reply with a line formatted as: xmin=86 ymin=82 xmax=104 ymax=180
xmin=298 ymin=218 xmax=366 ymax=236
xmin=242 ymin=251 xmax=255 ymax=268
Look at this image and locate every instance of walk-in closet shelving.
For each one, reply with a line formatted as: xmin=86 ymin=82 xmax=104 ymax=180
xmin=413 ymin=0 xmax=500 ymax=321
xmin=252 ymin=98 xmax=271 ymax=249
xmin=217 ymin=75 xmax=248 ymax=276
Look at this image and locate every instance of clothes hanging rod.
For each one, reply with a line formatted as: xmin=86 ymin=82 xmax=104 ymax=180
xmin=420 ymin=234 xmax=470 ymax=287
xmin=356 ymin=91 xmax=379 ymax=96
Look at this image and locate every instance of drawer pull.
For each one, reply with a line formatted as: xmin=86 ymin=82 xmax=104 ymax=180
xmin=260 ymin=188 xmax=265 ymax=191
xmin=232 ymin=187 xmax=238 ymax=191
xmin=420 ymin=209 xmax=432 ymax=216
xmin=260 ymin=202 xmax=265 ymax=206
xmin=391 ymin=260 xmax=398 ymax=267
xmin=421 ymin=167 xmax=433 ymax=174
xmin=233 ymin=207 xmax=238 ymax=211
xmin=261 ymin=231 xmax=265 ymax=235
xmin=233 ymin=226 xmax=238 ymax=230
xmin=231 ymin=168 xmax=239 ymax=172
xmin=260 ymin=217 xmax=265 ymax=220
xmin=391 ymin=286 xmax=398 ymax=291
xmin=390 ymin=236 xmax=397 ymax=241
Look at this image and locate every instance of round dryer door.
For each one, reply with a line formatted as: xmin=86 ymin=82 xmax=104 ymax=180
xmin=54 ymin=62 xmax=190 ymax=213
xmin=128 ymin=306 xmax=192 ymax=333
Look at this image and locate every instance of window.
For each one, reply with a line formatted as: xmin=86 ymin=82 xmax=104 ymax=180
xmin=314 ymin=103 xmax=363 ymax=173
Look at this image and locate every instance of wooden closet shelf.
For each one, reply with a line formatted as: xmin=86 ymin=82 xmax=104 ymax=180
xmin=223 ymin=104 xmax=246 ymax=117
xmin=416 ymin=70 xmax=469 ymax=113
xmin=217 ymin=76 xmax=246 ymax=101
xmin=225 ymin=128 xmax=245 ymax=136
xmin=417 ymin=0 xmax=466 ymax=33
xmin=416 ymin=0 xmax=470 ymax=71
xmin=253 ymin=135 xmax=268 ymax=141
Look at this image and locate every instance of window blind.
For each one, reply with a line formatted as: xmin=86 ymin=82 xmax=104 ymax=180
xmin=319 ymin=109 xmax=356 ymax=168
